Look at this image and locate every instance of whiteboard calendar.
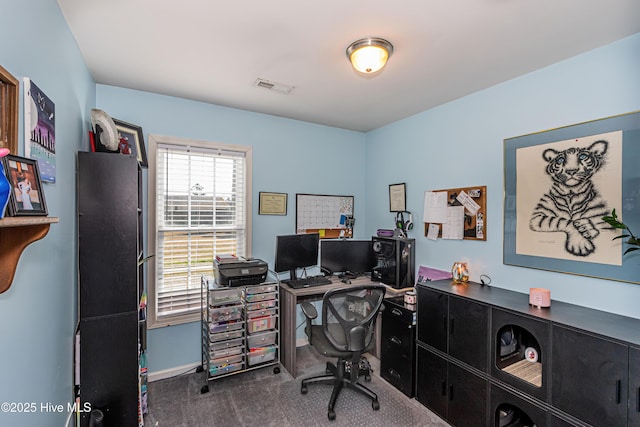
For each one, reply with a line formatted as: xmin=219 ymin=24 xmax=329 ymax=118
xmin=296 ymin=193 xmax=354 ymax=238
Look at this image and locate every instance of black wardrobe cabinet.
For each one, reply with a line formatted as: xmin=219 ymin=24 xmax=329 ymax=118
xmin=416 ymin=345 xmax=488 ymax=426
xmin=415 ymin=279 xmax=640 ymax=427
xmin=631 ymin=347 xmax=640 ymax=427
xmin=416 ymin=286 xmax=489 ymax=372
xmin=77 ymin=152 xmax=142 ymax=427
xmin=416 ymin=286 xmax=489 ymax=426
xmin=551 ymin=325 xmax=628 ymax=426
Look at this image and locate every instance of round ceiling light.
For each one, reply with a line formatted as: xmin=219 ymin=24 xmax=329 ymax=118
xmin=346 ymin=37 xmax=393 ymax=74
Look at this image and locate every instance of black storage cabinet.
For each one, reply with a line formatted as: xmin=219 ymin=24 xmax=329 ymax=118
xmin=415 ymin=279 xmax=640 ymax=427
xmin=78 ymin=152 xmax=140 ymax=427
xmin=380 ymin=296 xmax=416 ymax=397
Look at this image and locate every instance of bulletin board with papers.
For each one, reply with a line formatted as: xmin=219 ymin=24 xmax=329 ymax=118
xmin=423 ymin=186 xmax=486 ymax=241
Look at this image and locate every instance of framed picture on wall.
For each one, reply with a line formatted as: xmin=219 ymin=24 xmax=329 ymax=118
xmin=259 ymin=191 xmax=287 ymax=215
xmin=503 ymin=110 xmax=640 ymax=284
xmin=0 ymin=65 xmax=19 ymax=155
xmin=114 ymin=118 xmax=148 ymax=167
xmin=2 ymin=154 xmax=48 ymax=216
xmin=389 ymin=183 xmax=406 ymax=212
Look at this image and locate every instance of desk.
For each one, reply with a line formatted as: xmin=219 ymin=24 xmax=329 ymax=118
xmin=279 ymin=276 xmax=402 ymax=378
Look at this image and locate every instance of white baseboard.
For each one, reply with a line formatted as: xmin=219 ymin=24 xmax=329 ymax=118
xmin=148 ymin=362 xmax=201 ymax=382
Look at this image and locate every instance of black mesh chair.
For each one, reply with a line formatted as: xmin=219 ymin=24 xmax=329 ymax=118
xmin=300 ymin=284 xmax=386 ymax=421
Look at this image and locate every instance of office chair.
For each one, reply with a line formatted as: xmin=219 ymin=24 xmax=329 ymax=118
xmin=300 ymin=284 xmax=386 ymax=421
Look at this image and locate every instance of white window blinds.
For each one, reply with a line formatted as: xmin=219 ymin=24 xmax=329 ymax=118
xmin=150 ymin=139 xmax=250 ymax=326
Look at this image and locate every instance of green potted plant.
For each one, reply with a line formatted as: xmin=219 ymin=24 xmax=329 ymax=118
xmin=602 ymin=209 xmax=639 ymax=256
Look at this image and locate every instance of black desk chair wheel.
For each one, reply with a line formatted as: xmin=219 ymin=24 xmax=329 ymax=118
xmin=300 ymin=284 xmax=386 ymax=421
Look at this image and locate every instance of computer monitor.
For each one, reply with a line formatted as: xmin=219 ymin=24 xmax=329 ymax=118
xmin=320 ymin=239 xmax=375 ymax=277
xmin=274 ymin=233 xmax=320 ymax=280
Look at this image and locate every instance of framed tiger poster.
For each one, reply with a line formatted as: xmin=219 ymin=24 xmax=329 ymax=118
xmin=503 ymin=110 xmax=640 ymax=284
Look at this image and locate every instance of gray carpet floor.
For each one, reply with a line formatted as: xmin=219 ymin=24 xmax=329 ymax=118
xmin=145 ymin=345 xmax=449 ymax=426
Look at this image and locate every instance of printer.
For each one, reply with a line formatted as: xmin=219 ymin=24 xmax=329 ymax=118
xmin=214 ymin=258 xmax=269 ymax=287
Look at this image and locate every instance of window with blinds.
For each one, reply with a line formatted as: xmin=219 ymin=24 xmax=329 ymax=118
xmin=148 ymin=135 xmax=252 ymax=327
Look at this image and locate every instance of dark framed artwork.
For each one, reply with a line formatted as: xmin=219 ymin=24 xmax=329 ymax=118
xmin=114 ymin=119 xmax=148 ymax=167
xmin=259 ymin=192 xmax=287 ymax=215
xmin=389 ymin=183 xmax=406 ymax=212
xmin=2 ymin=154 xmax=48 ymax=216
xmin=503 ymin=110 xmax=640 ymax=284
xmin=0 ymin=64 xmax=19 ymax=155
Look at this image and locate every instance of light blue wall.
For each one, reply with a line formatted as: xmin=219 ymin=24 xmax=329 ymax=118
xmin=365 ymin=33 xmax=640 ymax=320
xmin=96 ymin=85 xmax=367 ymax=372
xmin=0 ymin=0 xmax=95 ymax=425
xmin=1 ymin=0 xmax=639 ymax=418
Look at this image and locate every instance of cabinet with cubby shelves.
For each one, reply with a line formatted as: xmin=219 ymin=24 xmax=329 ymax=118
xmin=416 ymin=279 xmax=640 ymax=427
xmin=491 ymin=307 xmax=549 ymax=402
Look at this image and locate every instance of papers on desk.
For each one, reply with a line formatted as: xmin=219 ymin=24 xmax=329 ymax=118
xmin=423 ymin=190 xmax=480 ymax=240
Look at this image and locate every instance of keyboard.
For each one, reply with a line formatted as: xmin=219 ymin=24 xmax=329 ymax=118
xmin=283 ymin=275 xmax=332 ymax=289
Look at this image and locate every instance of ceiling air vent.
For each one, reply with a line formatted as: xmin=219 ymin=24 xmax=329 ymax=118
xmin=253 ymin=78 xmax=294 ymax=95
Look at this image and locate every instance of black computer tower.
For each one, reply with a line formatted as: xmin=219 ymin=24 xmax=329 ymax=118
xmin=371 ymin=236 xmax=415 ymax=289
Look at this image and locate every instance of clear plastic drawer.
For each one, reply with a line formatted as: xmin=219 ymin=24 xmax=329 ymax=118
xmin=247 ymin=308 xmax=277 ymax=319
xmin=210 ymin=353 xmax=244 ymax=369
xmin=246 ymin=299 xmax=277 ymax=311
xmin=248 ymin=346 xmax=277 ymax=366
xmin=208 ymin=288 xmax=243 ymax=306
xmin=245 ymin=291 xmax=277 ymax=303
xmin=247 ymin=315 xmax=277 ymax=334
xmin=209 ymin=361 xmax=243 ymax=377
xmin=209 ymin=303 xmax=243 ymax=323
xmin=209 ymin=320 xmax=244 ymax=335
xmin=210 ymin=345 xmax=244 ymax=359
xmin=245 ymin=283 xmax=277 ymax=295
xmin=209 ymin=329 xmax=244 ymax=343
xmin=247 ymin=330 xmax=277 ymax=349
xmin=209 ymin=337 xmax=245 ymax=351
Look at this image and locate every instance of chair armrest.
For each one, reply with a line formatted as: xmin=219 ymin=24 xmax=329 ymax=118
xmin=300 ymin=302 xmax=318 ymax=320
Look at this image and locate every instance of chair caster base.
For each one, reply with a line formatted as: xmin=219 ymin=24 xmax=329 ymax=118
xmin=372 ymin=400 xmax=380 ymax=410
xmin=328 ymin=410 xmax=336 ymax=421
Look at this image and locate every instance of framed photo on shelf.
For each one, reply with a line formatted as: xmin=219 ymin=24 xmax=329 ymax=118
xmin=0 ymin=64 xmax=19 ymax=155
xmin=503 ymin=110 xmax=640 ymax=284
xmin=389 ymin=183 xmax=406 ymax=212
xmin=259 ymin=191 xmax=287 ymax=215
xmin=2 ymin=154 xmax=48 ymax=216
xmin=114 ymin=119 xmax=148 ymax=167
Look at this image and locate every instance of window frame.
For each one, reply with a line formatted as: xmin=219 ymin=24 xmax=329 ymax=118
xmin=147 ymin=134 xmax=252 ymax=329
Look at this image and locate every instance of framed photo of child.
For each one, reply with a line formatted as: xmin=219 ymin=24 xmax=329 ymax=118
xmin=113 ymin=119 xmax=148 ymax=168
xmin=1 ymin=154 xmax=48 ymax=216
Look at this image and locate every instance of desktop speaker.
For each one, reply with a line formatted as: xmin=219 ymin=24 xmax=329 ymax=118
xmin=371 ymin=236 xmax=415 ymax=289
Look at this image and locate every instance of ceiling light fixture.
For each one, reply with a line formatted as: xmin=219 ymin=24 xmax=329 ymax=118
xmin=346 ymin=37 xmax=393 ymax=74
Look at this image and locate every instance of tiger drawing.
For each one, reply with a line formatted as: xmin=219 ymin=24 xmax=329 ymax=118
xmin=529 ymin=140 xmax=609 ymax=257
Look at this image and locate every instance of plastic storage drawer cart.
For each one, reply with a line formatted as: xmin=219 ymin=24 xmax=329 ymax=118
xmin=199 ymin=275 xmax=281 ymax=393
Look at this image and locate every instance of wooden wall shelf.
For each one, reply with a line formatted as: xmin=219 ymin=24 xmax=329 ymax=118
xmin=0 ymin=216 xmax=59 ymax=294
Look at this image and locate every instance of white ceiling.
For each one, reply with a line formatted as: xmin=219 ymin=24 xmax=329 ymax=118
xmin=56 ymin=0 xmax=640 ymax=132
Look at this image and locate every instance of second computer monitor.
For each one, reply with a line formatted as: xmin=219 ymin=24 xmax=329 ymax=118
xmin=320 ymin=239 xmax=375 ymax=276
